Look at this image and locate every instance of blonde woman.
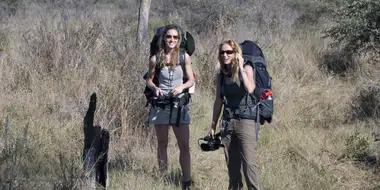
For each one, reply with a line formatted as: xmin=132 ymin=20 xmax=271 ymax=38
xmin=209 ymin=40 xmax=261 ymax=190
xmin=146 ymin=24 xmax=194 ymax=189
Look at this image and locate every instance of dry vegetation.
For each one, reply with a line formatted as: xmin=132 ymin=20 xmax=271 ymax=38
xmin=0 ymin=0 xmax=380 ymax=189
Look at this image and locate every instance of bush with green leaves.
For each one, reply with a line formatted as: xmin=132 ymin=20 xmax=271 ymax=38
xmin=344 ymin=132 xmax=370 ymax=161
xmin=324 ymin=0 xmax=380 ymax=56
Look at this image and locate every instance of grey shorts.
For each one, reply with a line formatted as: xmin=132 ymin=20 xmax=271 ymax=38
xmin=148 ymin=104 xmax=191 ymax=125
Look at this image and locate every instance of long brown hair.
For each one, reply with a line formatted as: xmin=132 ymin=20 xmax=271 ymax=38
xmin=157 ymin=24 xmax=182 ymax=68
xmin=218 ymin=40 xmax=242 ymax=82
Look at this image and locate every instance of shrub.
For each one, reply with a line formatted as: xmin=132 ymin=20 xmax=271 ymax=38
xmin=348 ymin=81 xmax=380 ymax=121
xmin=317 ymin=48 xmax=357 ymax=76
xmin=344 ymin=132 xmax=370 ymax=161
xmin=324 ymin=0 xmax=380 ymax=58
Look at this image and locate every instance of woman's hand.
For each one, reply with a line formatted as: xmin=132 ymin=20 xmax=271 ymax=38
xmin=155 ymin=87 xmax=164 ymax=97
xmin=237 ymin=53 xmax=244 ymax=69
xmin=171 ymin=85 xmax=184 ymax=96
xmin=208 ymin=120 xmax=217 ymax=137
xmin=208 ymin=127 xmax=215 ymax=138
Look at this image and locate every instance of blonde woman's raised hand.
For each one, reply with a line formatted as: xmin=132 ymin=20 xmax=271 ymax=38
xmin=237 ymin=53 xmax=245 ymax=69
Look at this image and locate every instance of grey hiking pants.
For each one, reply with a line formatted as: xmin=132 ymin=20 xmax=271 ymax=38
xmin=222 ymin=118 xmax=261 ymax=190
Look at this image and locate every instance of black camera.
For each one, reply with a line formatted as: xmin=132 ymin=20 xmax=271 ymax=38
xmin=198 ymin=133 xmax=224 ymax=151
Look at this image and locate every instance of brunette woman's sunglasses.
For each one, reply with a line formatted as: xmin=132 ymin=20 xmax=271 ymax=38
xmin=166 ymin=35 xmax=179 ymax=40
xmin=220 ymin=50 xmax=234 ymax=55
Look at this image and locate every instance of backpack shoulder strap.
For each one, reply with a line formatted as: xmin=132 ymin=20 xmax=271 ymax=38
xmin=219 ymin=73 xmax=224 ymax=99
xmin=179 ymin=50 xmax=186 ymax=73
xmin=153 ymin=54 xmax=162 ymax=86
xmin=179 ymin=51 xmax=185 ymax=65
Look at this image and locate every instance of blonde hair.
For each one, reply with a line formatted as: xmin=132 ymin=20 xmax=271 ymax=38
xmin=157 ymin=25 xmax=182 ymax=69
xmin=218 ymin=40 xmax=242 ymax=82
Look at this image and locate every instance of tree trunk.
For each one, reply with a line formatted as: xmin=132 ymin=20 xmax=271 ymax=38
xmin=83 ymin=93 xmax=98 ymax=189
xmin=83 ymin=93 xmax=109 ymax=189
xmin=136 ymin=0 xmax=151 ymax=46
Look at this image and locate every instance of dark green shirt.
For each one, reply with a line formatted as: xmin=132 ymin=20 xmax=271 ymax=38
xmin=221 ymin=74 xmax=256 ymax=110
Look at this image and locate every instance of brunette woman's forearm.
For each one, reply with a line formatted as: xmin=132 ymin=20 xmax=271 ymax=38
xmin=211 ymin=98 xmax=223 ymax=130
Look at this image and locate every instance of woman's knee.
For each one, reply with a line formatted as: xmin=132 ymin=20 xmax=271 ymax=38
xmin=173 ymin=124 xmax=190 ymax=152
xmin=177 ymin=140 xmax=190 ymax=152
xmin=157 ymin=138 xmax=169 ymax=148
xmin=155 ymin=125 xmax=169 ymax=147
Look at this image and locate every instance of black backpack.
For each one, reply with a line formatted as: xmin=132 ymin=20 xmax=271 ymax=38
xmin=143 ymin=24 xmax=195 ymax=106
xmin=240 ymin=40 xmax=274 ymax=124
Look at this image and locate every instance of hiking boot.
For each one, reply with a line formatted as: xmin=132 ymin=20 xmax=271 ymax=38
xmin=182 ymin=180 xmax=193 ymax=190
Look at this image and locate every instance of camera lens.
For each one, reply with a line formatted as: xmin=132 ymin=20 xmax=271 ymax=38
xmin=199 ymin=133 xmax=224 ymax=152
xmin=200 ymin=143 xmax=212 ymax=151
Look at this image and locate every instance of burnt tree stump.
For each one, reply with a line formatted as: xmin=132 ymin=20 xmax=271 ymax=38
xmin=83 ymin=93 xmax=109 ymax=189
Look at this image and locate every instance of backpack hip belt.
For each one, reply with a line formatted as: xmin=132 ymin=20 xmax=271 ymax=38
xmin=150 ymin=93 xmax=190 ymax=108
xmin=222 ymin=107 xmax=239 ymax=121
xmin=222 ymin=94 xmax=259 ymax=120
xmin=222 ymin=105 xmax=256 ymax=121
xmin=222 ymin=103 xmax=261 ymax=141
xmin=150 ymin=93 xmax=191 ymax=127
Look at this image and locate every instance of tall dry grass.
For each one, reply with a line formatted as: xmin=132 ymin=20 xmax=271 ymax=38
xmin=0 ymin=0 xmax=380 ymax=190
